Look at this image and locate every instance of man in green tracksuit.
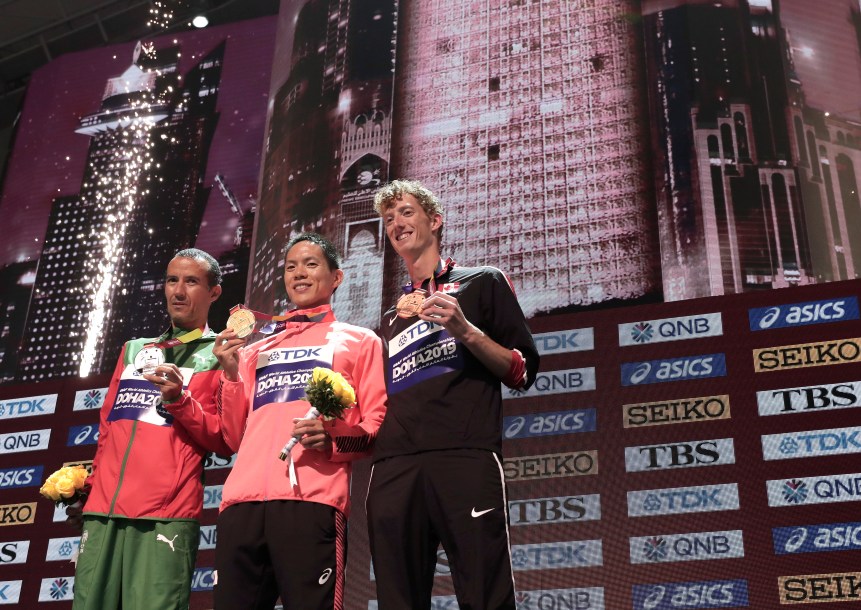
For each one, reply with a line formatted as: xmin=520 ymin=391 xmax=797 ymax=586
xmin=72 ymin=248 xmax=232 ymax=610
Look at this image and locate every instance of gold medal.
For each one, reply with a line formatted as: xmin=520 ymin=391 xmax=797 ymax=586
xmin=226 ymin=308 xmax=256 ymax=338
xmin=396 ymin=289 xmax=427 ymax=319
xmin=134 ymin=346 xmax=165 ymax=375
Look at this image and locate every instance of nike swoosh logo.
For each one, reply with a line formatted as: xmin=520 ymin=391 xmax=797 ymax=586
xmin=388 ymin=315 xmax=397 ymax=326
xmin=471 ymin=507 xmax=494 ymax=518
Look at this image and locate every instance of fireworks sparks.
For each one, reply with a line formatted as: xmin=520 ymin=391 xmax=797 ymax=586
xmin=77 ymin=56 xmax=165 ymax=377
xmin=148 ymin=1 xmax=189 ymax=30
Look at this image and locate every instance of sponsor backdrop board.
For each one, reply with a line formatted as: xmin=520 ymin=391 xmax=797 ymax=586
xmin=0 ymin=279 xmax=859 ymax=607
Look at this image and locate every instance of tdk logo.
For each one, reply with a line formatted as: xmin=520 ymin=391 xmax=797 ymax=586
xmin=621 ymin=354 xmax=726 ymax=386
xmin=0 ymin=466 xmax=42 ymax=489
xmin=749 ymin=297 xmax=859 ymax=331
xmin=774 ymin=521 xmax=861 ymax=555
xmin=0 ymin=580 xmax=22 ymax=604
xmin=0 ymin=395 xmax=57 ymax=420
xmin=762 ymin=425 xmax=861 ymax=461
xmin=191 ymin=568 xmax=215 ymax=592
xmin=619 ymin=313 xmax=722 ymax=347
xmin=627 ymin=483 xmax=740 ymax=518
xmin=630 ymin=530 xmax=744 ymax=565
xmin=509 ymin=539 xmax=604 ymax=570
xmin=203 ymin=485 xmax=223 ymax=510
xmin=632 ymin=579 xmax=749 ymax=610
xmin=67 ymin=424 xmax=99 ymax=447
xmin=503 ymin=409 xmax=596 ymax=439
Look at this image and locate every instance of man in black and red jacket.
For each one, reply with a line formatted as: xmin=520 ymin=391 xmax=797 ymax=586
xmin=367 ymin=180 xmax=540 ymax=610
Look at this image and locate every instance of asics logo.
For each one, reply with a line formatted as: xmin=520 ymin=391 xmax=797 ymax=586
xmin=318 ymin=568 xmax=333 ymax=585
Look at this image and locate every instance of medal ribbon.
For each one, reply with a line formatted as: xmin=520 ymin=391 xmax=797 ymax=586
xmin=230 ymin=304 xmax=330 ymax=334
xmin=402 ymin=257 xmax=455 ymax=296
xmin=144 ymin=327 xmax=204 ymax=350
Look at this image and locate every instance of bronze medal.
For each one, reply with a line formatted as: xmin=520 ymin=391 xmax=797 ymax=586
xmin=226 ymin=308 xmax=256 ymax=338
xmin=396 ymin=289 xmax=427 ymax=319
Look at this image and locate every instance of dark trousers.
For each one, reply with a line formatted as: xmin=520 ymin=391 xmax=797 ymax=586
xmin=214 ymin=500 xmax=346 ymax=610
xmin=366 ymin=449 xmax=516 ymax=610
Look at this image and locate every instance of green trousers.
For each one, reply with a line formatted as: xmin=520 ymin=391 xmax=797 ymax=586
xmin=73 ymin=516 xmax=199 ymax=610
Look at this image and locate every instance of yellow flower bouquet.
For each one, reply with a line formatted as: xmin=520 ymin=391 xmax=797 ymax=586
xmin=277 ymin=367 xmax=356 ymax=468
xmin=39 ymin=465 xmax=89 ymax=507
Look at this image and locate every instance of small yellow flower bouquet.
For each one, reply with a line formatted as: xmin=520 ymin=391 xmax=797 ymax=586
xmin=277 ymin=367 xmax=356 ymax=462
xmin=39 ymin=465 xmax=89 ymax=507
xmin=305 ymin=367 xmax=356 ymax=420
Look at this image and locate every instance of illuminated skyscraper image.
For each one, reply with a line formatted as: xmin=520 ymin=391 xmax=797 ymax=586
xmin=641 ymin=0 xmax=818 ymax=300
xmin=249 ymin=0 xmax=396 ymax=329
xmin=17 ymin=41 xmax=224 ymax=381
xmin=385 ymin=0 xmax=660 ymax=316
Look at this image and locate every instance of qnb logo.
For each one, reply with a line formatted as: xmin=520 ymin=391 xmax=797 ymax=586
xmin=631 ymin=322 xmax=654 ymax=343
xmin=0 ymin=429 xmax=50 ymax=454
xmin=621 ymin=354 xmax=726 ymax=386
xmin=750 ymin=297 xmax=858 ymax=331
xmin=49 ymin=578 xmax=70 ymax=600
xmin=630 ymin=530 xmax=744 ymax=565
xmin=783 ymin=479 xmax=809 ymax=504
xmin=633 ymin=579 xmax=749 ymax=610
xmin=766 ymin=473 xmax=861 ymax=507
xmin=83 ymin=390 xmax=102 ymax=409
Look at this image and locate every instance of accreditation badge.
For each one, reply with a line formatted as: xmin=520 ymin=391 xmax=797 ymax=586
xmin=396 ymin=289 xmax=427 ymax=319
xmin=134 ymin=345 xmax=165 ymax=375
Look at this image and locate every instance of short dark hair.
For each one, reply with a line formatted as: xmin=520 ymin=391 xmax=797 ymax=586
xmin=173 ymin=248 xmax=222 ymax=287
xmin=284 ymin=232 xmax=341 ymax=271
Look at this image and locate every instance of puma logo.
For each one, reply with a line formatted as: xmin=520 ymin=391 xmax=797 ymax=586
xmin=156 ymin=533 xmax=179 ymax=552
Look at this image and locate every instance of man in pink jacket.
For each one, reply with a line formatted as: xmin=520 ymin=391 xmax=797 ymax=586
xmin=212 ymin=232 xmax=387 ymax=609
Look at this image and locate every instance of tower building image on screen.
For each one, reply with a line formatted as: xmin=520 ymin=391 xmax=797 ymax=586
xmin=17 ymin=41 xmax=224 ymax=381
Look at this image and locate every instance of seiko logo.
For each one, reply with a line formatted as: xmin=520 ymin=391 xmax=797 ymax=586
xmin=624 ymin=395 xmax=730 ymax=428
xmin=0 ymin=542 xmax=28 ymax=565
xmin=754 ymin=337 xmax=861 ymax=372
xmin=0 ymin=503 xmax=36 ymax=527
xmin=509 ymin=495 xmax=600 ymax=525
xmin=203 ymin=485 xmax=222 ymax=510
xmin=532 ymin=328 xmax=594 ymax=355
xmin=630 ymin=530 xmax=744 ymax=564
xmin=632 ymin=579 xmax=749 ymax=610
xmin=627 ymin=483 xmax=739 ymax=517
xmin=763 ymin=426 xmax=861 ymax=461
xmin=625 ymin=438 xmax=735 ymax=472
xmin=619 ymin=313 xmax=722 ymax=347
xmin=503 ymin=451 xmax=598 ymax=481
xmin=0 ymin=395 xmax=57 ymax=419
xmin=621 ymin=354 xmax=726 ymax=386
xmin=0 ymin=466 xmax=42 ymax=489
xmin=749 ymin=297 xmax=858 ymax=331
xmin=779 ymin=572 xmax=861 ymax=603
xmin=503 ymin=409 xmax=595 ymax=439
xmin=191 ymin=568 xmax=216 ymax=592
xmin=758 ymin=381 xmax=861 ymax=416
xmin=67 ymin=425 xmax=98 ymax=446
xmin=774 ymin=521 xmax=861 ymax=555
xmin=767 ymin=472 xmax=861 ymax=507
xmin=504 ymin=367 xmax=595 ymax=399
xmin=0 ymin=429 xmax=50 ymax=454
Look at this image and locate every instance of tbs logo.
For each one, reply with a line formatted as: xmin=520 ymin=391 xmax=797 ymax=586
xmin=749 ymin=297 xmax=858 ymax=331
